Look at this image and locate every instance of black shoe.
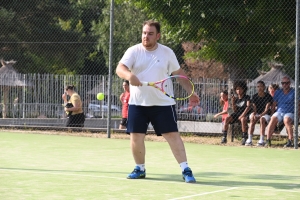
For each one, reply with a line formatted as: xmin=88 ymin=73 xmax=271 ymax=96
xmin=221 ymin=137 xmax=227 ymax=144
xmin=264 ymin=139 xmax=271 ymax=147
xmin=241 ymin=138 xmax=247 ymax=145
xmin=284 ymin=140 xmax=294 ymax=148
xmin=241 ymin=134 xmax=248 ymax=145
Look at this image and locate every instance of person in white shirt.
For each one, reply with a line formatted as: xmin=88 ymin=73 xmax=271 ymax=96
xmin=116 ymin=20 xmax=200 ymax=183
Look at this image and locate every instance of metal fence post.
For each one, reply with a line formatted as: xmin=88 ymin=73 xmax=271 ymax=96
xmin=294 ymin=0 xmax=299 ymax=149
xmin=107 ymin=0 xmax=114 ymax=138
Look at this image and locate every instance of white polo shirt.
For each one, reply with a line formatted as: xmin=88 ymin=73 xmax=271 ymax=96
xmin=119 ymin=43 xmax=180 ymax=106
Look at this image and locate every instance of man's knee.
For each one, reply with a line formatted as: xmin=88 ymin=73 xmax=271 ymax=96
xmin=270 ymin=116 xmax=279 ymax=124
xmin=225 ymin=116 xmax=232 ymax=124
xmin=259 ymin=118 xmax=267 ymax=127
xmin=131 ymin=133 xmax=146 ymax=142
xmin=163 ymin=132 xmax=184 ymax=147
xmin=283 ymin=116 xmax=293 ymax=124
xmin=240 ymin=117 xmax=247 ymax=123
xmin=267 ymin=118 xmax=278 ymax=131
xmin=250 ymin=118 xmax=256 ymax=124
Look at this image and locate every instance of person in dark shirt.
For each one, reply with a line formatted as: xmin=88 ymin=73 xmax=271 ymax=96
xmin=246 ymin=81 xmax=273 ymax=146
xmin=221 ymin=80 xmax=251 ymax=145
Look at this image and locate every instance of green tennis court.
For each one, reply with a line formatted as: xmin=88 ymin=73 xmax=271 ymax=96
xmin=0 ymin=131 xmax=299 ymax=200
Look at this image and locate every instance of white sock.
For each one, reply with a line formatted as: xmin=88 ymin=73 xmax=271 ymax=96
xmin=260 ymin=135 xmax=264 ymax=142
xmin=136 ymin=164 xmax=145 ymax=171
xmin=180 ymin=162 xmax=189 ymax=171
xmin=248 ymin=134 xmax=253 ymax=141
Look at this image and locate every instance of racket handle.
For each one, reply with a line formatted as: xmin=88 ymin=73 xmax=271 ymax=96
xmin=141 ymin=81 xmax=148 ymax=86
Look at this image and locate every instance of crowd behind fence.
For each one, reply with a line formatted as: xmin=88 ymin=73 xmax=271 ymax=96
xmin=0 ymin=73 xmax=289 ymax=130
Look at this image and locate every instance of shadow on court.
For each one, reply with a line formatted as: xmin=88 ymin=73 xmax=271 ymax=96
xmin=196 ymin=171 xmax=300 ymax=190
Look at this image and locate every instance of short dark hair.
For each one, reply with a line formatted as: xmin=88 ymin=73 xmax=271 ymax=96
xmin=65 ymin=85 xmax=75 ymax=91
xmin=143 ymin=20 xmax=161 ymax=33
xmin=269 ymin=83 xmax=279 ymax=90
xmin=221 ymin=90 xmax=228 ymax=95
xmin=257 ymin=80 xmax=265 ymax=87
xmin=220 ymin=90 xmax=228 ymax=106
xmin=233 ymin=80 xmax=248 ymax=93
xmin=123 ymin=80 xmax=129 ymax=85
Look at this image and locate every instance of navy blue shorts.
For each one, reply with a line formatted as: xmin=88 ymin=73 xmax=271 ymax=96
xmin=127 ymin=105 xmax=178 ymax=136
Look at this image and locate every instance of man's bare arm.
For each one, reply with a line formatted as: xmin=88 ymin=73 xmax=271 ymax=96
xmin=116 ymin=63 xmax=141 ymax=86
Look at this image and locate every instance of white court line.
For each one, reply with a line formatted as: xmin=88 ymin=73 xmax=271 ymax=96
xmin=169 ymin=186 xmax=300 ymax=200
xmin=169 ymin=187 xmax=238 ymax=200
xmin=1 ymin=168 xmax=299 ymax=196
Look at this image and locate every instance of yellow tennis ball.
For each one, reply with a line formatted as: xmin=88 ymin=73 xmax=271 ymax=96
xmin=97 ymin=93 xmax=105 ymax=101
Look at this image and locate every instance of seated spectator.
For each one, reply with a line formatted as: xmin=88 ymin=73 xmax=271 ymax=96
xmin=268 ymin=83 xmax=279 ymax=97
xmin=268 ymin=83 xmax=285 ymax=133
xmin=246 ymin=81 xmax=273 ymax=146
xmin=221 ymin=80 xmax=251 ymax=145
xmin=214 ymin=90 xmax=229 ymax=130
xmin=265 ymin=76 xmax=300 ymax=148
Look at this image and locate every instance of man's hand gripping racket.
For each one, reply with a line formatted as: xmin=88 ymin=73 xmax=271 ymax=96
xmin=141 ymin=75 xmax=199 ymax=104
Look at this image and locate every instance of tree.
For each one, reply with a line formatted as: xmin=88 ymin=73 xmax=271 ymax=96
xmin=0 ymin=0 xmax=106 ymax=74
xmin=68 ymin=0 xmax=108 ymax=75
xmin=129 ymin=0 xmax=295 ymax=80
xmin=91 ymin=0 xmax=147 ymax=73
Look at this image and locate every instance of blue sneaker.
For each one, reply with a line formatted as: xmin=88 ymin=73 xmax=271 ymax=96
xmin=127 ymin=166 xmax=146 ymax=179
xmin=182 ymin=167 xmax=196 ymax=183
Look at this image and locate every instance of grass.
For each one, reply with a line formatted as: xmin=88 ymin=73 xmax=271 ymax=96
xmin=0 ymin=130 xmax=299 ymax=200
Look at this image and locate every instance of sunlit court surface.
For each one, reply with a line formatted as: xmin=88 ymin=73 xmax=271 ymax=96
xmin=0 ymin=130 xmax=299 ymax=200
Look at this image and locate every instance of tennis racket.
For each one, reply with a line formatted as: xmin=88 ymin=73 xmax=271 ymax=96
xmin=141 ymin=75 xmax=195 ymax=100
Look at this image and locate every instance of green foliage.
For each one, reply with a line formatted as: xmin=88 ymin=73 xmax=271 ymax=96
xmin=0 ymin=0 xmax=107 ymax=75
xmin=0 ymin=7 xmax=15 ymax=23
xmin=129 ymin=0 xmax=296 ymax=78
xmin=91 ymin=1 xmax=147 ymax=72
xmin=0 ymin=0 xmax=296 ymax=78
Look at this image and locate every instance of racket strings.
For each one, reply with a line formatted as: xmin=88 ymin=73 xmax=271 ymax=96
xmin=162 ymin=78 xmax=174 ymax=96
xmin=162 ymin=77 xmax=194 ymax=100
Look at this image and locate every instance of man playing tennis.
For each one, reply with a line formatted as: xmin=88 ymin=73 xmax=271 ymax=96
xmin=116 ymin=20 xmax=200 ymax=183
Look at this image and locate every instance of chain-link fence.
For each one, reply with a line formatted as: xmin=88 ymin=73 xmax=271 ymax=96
xmin=0 ymin=1 xmax=299 ymax=146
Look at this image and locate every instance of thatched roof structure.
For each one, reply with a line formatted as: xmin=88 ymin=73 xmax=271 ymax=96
xmin=0 ymin=59 xmax=26 ymax=86
xmin=249 ymin=63 xmax=295 ymax=87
